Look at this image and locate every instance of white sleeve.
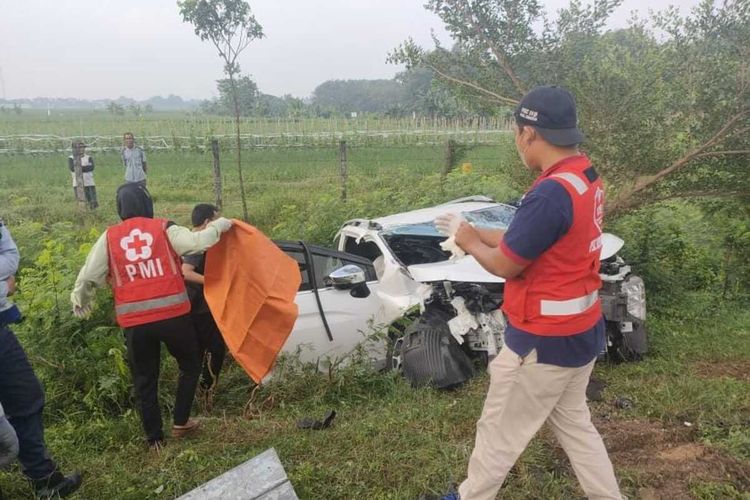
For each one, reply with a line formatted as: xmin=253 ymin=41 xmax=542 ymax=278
xmin=166 ymin=223 xmax=222 ymax=256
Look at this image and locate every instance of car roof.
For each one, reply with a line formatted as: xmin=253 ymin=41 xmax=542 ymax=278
xmin=372 ymin=200 xmax=504 ymax=228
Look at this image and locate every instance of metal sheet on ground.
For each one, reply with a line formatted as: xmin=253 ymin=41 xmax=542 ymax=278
xmin=177 ymin=448 xmax=298 ymax=500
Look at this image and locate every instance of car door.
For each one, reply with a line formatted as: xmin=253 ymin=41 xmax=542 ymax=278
xmin=277 ymin=242 xmax=385 ymax=366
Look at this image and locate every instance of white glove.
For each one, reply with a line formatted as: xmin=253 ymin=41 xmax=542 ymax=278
xmin=434 ymin=213 xmax=465 ymax=236
xmin=73 ymin=304 xmax=92 ymax=319
xmin=211 ymin=217 xmax=233 ymax=233
xmin=440 ymin=236 xmax=466 ymax=260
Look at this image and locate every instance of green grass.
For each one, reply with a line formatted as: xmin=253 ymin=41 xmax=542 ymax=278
xmin=0 ymin=301 xmax=747 ymax=499
xmin=0 ymin=142 xmax=519 ymax=240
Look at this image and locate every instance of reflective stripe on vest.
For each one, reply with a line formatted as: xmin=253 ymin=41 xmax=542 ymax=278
xmin=550 ymin=172 xmax=588 ymax=195
xmin=115 ymin=291 xmax=189 ymax=316
xmin=540 ymin=290 xmax=598 ymax=316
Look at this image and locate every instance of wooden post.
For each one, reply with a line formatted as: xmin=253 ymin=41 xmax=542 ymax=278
xmin=211 ymin=138 xmax=223 ymax=210
xmin=441 ymin=139 xmax=456 ymax=189
xmin=71 ymin=141 xmax=86 ymax=212
xmin=339 ymin=140 xmax=348 ymax=201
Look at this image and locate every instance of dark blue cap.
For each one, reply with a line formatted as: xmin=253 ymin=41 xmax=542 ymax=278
xmin=514 ymin=85 xmax=584 ymax=146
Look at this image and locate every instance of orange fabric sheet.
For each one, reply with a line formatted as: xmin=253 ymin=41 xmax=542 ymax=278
xmin=203 ymin=220 xmax=300 ymax=383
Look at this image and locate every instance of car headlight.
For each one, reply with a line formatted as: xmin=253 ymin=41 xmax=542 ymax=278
xmin=623 ymin=276 xmax=646 ymax=321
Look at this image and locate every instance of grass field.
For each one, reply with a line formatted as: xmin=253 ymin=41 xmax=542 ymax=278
xmin=0 ymin=125 xmax=747 ymax=499
xmin=0 ymin=142 xmax=520 ymax=239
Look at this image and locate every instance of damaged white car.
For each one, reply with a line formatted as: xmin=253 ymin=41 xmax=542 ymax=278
xmin=278 ymin=196 xmax=647 ymax=388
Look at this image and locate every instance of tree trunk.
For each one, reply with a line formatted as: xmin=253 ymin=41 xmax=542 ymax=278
xmin=441 ymin=139 xmax=456 ymax=191
xmin=71 ymin=142 xmax=86 ymax=213
xmin=339 ymin=140 xmax=347 ymax=201
xmin=211 ymin=138 xmax=223 ymax=210
xmin=229 ymin=73 xmax=249 ymax=222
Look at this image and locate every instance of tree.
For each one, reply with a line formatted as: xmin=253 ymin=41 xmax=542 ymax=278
xmin=216 ymin=75 xmax=259 ymax=116
xmin=391 ymin=0 xmax=750 ymax=214
xmin=312 ymin=79 xmax=403 ymax=114
xmin=179 ymin=0 xmax=264 ymax=222
xmin=128 ymin=103 xmax=142 ymax=117
xmin=106 ymin=102 xmax=125 ymax=115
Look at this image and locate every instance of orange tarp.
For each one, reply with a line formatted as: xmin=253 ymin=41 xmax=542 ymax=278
xmin=203 ymin=220 xmax=300 ymax=383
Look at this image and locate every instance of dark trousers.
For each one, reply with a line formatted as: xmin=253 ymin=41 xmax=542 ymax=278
xmin=124 ymin=315 xmax=201 ymax=443
xmin=0 ymin=328 xmax=57 ymax=480
xmin=192 ymin=312 xmax=227 ymax=389
xmin=72 ymin=186 xmax=99 ymax=209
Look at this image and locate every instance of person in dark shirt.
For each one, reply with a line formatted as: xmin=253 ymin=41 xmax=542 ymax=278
xmin=182 ymin=204 xmax=227 ymax=394
xmin=436 ymin=86 xmax=621 ymax=500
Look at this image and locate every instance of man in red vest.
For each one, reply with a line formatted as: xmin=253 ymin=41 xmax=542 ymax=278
xmin=437 ymin=86 xmax=622 ymax=499
xmin=71 ymin=183 xmax=233 ymax=451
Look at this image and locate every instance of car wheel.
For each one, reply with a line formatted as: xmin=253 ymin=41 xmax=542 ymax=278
xmin=606 ymin=321 xmax=644 ymax=363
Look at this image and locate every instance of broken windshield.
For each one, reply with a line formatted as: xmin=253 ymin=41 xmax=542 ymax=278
xmin=381 ymin=204 xmax=517 ymax=266
xmin=383 ymin=204 xmax=517 ymax=237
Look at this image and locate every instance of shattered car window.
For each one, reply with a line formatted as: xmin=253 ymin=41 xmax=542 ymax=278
xmin=463 ymin=205 xmax=516 ymax=230
xmin=384 ymin=205 xmax=517 ymax=237
xmin=386 ymin=222 xmax=441 ymax=237
xmin=382 ymin=204 xmax=517 ymax=266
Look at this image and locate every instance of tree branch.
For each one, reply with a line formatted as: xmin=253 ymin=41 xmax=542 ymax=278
xmin=642 ymin=189 xmax=749 ymax=205
xmin=695 ymin=149 xmax=750 ymax=158
xmin=447 ymin=0 xmax=527 ymax=96
xmin=607 ymin=109 xmax=750 ymax=214
xmin=426 ymin=63 xmax=519 ymax=106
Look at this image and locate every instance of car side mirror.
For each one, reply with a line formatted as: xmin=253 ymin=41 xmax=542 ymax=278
xmin=325 ymin=265 xmax=366 ymax=289
xmin=325 ymin=265 xmax=370 ymax=298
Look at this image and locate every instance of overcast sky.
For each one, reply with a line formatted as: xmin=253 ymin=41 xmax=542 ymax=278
xmin=0 ymin=0 xmax=701 ymax=100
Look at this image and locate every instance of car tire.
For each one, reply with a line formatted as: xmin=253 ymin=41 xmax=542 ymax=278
xmin=606 ymin=321 xmax=645 ymax=362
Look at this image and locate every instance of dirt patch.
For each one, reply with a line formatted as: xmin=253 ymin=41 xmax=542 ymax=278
xmin=592 ymin=417 xmax=750 ymax=499
xmin=658 ymin=443 xmax=705 ymax=461
xmin=692 ymin=359 xmax=750 ymax=382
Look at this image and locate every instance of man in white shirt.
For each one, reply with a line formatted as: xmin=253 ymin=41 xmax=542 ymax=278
xmin=68 ymin=142 xmax=98 ymax=209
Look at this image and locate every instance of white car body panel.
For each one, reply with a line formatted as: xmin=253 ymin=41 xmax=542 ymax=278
xmin=408 ymin=256 xmax=506 ymax=284
xmin=600 ymin=233 xmax=624 ymax=260
xmin=283 ymin=281 xmax=385 ymax=365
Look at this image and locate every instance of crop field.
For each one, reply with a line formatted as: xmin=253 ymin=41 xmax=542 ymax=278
xmin=0 ymin=114 xmax=747 ymax=499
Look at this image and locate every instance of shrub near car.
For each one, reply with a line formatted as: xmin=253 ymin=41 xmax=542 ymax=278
xmin=277 ymin=196 xmax=647 ymax=388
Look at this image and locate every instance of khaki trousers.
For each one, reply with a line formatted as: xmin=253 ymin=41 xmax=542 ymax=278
xmin=458 ymin=346 xmax=622 ymax=500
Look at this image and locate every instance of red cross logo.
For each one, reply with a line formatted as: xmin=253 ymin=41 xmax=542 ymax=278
xmin=120 ymin=229 xmax=154 ymax=262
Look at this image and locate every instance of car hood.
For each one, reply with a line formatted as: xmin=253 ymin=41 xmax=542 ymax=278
xmin=406 ymin=233 xmax=625 ymax=283
xmin=409 ymin=256 xmax=506 ymax=283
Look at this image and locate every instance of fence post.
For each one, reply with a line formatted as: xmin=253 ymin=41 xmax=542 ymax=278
xmin=211 ymin=138 xmax=223 ymax=210
xmin=441 ymin=139 xmax=456 ymax=189
xmin=339 ymin=140 xmax=348 ymax=201
xmin=71 ymin=141 xmax=86 ymax=213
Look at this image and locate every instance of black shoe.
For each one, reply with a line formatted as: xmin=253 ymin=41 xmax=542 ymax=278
xmin=33 ymin=470 xmax=82 ymax=499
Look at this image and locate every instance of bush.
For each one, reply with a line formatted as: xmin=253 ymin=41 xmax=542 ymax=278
xmin=14 ymin=224 xmax=132 ymax=421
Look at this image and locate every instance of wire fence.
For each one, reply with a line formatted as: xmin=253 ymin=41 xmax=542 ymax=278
xmin=0 ymin=138 xmax=521 ymax=232
xmin=0 ymin=127 xmax=513 ymax=155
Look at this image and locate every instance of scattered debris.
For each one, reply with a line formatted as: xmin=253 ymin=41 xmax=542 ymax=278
xmin=297 ymin=410 xmax=336 ymax=430
xmin=177 ymin=448 xmax=298 ymax=500
xmin=614 ymin=397 xmax=634 ymax=410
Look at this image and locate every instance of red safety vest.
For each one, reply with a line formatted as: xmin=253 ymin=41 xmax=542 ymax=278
xmin=502 ymin=155 xmax=604 ymax=335
xmin=106 ymin=217 xmax=190 ymax=328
